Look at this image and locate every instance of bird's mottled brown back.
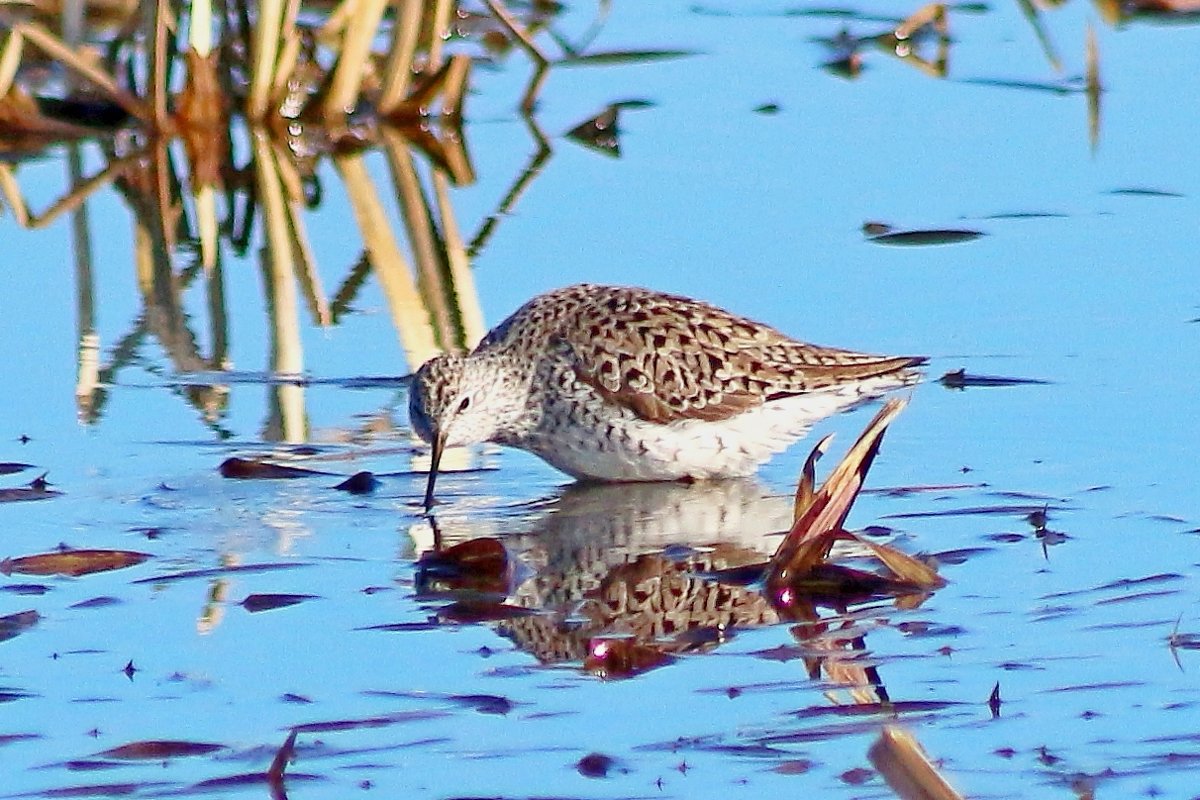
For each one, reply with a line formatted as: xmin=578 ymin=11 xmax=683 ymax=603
xmin=476 ymin=284 xmax=923 ymax=425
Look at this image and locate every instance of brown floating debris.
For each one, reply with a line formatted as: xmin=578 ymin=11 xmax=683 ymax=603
xmin=940 ymin=369 xmax=1050 ymax=389
xmin=868 ymin=726 xmax=964 ymax=800
xmin=99 ymin=740 xmax=225 ymax=760
xmin=334 ymin=471 xmax=380 ymax=494
xmin=240 ymin=594 xmax=319 ymax=613
xmin=267 ymin=729 xmax=297 ymax=788
xmin=577 ymin=752 xmax=619 ymax=778
xmin=566 ymin=105 xmax=621 ymax=157
xmin=416 ymin=538 xmax=514 ymax=596
xmin=133 ymin=562 xmax=310 ymax=585
xmin=0 ymin=472 xmax=62 ymax=503
xmin=768 ymin=399 xmax=944 ymax=604
xmin=219 ymin=457 xmax=329 ymax=479
xmin=1 ymin=549 xmax=150 ymax=578
xmin=868 ymin=229 xmax=985 ymax=246
xmin=0 ymin=462 xmax=33 ymax=475
xmin=0 ymin=609 xmax=39 ymax=643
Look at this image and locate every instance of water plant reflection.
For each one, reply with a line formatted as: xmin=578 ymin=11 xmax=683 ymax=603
xmin=414 ymin=400 xmax=945 ymax=682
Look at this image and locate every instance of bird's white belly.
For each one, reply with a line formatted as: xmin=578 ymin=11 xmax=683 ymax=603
xmin=518 ymin=377 xmax=910 ymax=482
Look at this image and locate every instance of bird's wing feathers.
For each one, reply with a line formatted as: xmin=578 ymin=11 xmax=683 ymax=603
xmin=547 ymin=285 xmax=921 ymax=424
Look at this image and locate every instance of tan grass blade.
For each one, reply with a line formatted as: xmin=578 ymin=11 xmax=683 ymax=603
xmin=868 ymin=726 xmax=964 ymax=800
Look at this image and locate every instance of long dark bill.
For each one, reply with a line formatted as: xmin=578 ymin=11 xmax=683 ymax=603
xmin=423 ymin=431 xmax=446 ymax=511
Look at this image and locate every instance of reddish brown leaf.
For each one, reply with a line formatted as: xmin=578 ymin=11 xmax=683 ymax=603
xmin=1 ymin=549 xmax=150 ymax=577
xmin=99 ymin=740 xmax=224 ymax=760
xmin=416 ymin=538 xmax=512 ymax=595
xmin=218 ymin=458 xmax=324 ymax=479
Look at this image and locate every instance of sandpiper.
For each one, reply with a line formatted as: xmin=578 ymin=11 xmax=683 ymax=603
xmin=410 ymin=284 xmax=924 ymax=508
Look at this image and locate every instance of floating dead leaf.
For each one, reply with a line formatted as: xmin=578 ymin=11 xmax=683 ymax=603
xmin=0 ymin=472 xmax=62 ymax=503
xmin=0 ymin=610 xmax=38 ymax=643
xmin=239 ymin=593 xmax=319 ymax=613
xmin=770 ymin=401 xmax=897 ymax=577
xmin=768 ymin=400 xmax=943 ymax=602
xmin=868 ymin=229 xmax=985 ymax=246
xmin=133 ymin=562 xmax=311 ymax=585
xmin=98 ymin=740 xmax=225 ymax=760
xmin=292 ymin=710 xmax=447 ymax=733
xmin=557 ymin=49 xmax=699 ymax=66
xmin=1 ymin=549 xmax=150 ymax=577
xmin=416 ymin=538 xmax=514 ymax=596
xmin=334 ymin=471 xmax=380 ymax=494
xmin=1107 ymin=187 xmax=1184 ymax=198
xmin=868 ymin=726 xmax=964 ymax=800
xmin=219 ymin=457 xmax=328 ymax=479
xmin=939 ymin=369 xmax=1050 ymax=389
xmin=577 ymin=752 xmax=623 ymax=778
xmin=566 ymin=105 xmax=621 ymax=157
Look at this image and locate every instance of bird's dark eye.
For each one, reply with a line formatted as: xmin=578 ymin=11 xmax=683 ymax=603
xmin=457 ymin=396 xmax=471 ymax=412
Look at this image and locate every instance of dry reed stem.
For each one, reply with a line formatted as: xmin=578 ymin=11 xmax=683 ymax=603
xmin=482 ymin=0 xmax=548 ymax=65
xmin=378 ymin=0 xmax=422 ymax=116
xmin=149 ymin=0 xmax=170 ymax=127
xmin=253 ymin=132 xmax=307 ymax=440
xmin=315 ymin=0 xmax=357 ymax=45
xmin=323 ymin=0 xmax=387 ymax=117
xmin=334 ymin=151 xmax=439 ymax=370
xmin=1086 ymin=23 xmax=1101 ymax=151
xmin=384 ymin=130 xmax=455 ymax=347
xmin=195 ymin=182 xmax=218 ymax=272
xmin=188 ymin=0 xmax=212 ymax=55
xmin=432 ymin=169 xmax=485 ymax=348
xmin=0 ymin=164 xmax=28 ymax=226
xmin=269 ymin=29 xmax=301 ymax=111
xmin=868 ymin=727 xmax=964 ymax=800
xmin=247 ymin=0 xmax=286 ymax=119
xmin=426 ymin=0 xmax=454 ymax=70
xmin=21 ymin=152 xmax=142 ymax=229
xmin=0 ymin=30 xmax=24 ymax=98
